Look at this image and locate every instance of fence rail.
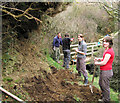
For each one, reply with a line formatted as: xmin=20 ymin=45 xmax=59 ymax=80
xmin=61 ymin=42 xmax=101 ymax=62
xmin=60 ymin=31 xmax=118 ymax=63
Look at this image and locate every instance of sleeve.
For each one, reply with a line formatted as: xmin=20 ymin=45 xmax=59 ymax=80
xmin=53 ymin=37 xmax=56 ymax=47
xmin=69 ymin=38 xmax=71 ymax=44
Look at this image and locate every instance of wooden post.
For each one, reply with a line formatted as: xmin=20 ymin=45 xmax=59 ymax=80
xmin=0 ymin=87 xmax=25 ymax=103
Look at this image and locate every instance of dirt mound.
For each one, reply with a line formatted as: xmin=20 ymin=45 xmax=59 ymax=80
xmin=2 ymin=41 xmax=101 ymax=102
xmin=23 ymin=66 xmax=102 ymax=102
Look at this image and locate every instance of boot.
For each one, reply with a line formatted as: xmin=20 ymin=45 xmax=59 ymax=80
xmin=78 ymin=71 xmax=81 ymax=76
xmin=84 ymin=76 xmax=88 ymax=85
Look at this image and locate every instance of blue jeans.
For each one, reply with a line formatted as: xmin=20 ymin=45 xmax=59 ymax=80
xmin=63 ymin=50 xmax=70 ymax=69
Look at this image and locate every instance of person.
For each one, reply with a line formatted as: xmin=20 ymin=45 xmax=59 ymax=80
xmin=94 ymin=36 xmax=114 ymax=102
xmin=105 ymin=34 xmax=110 ymax=37
xmin=97 ymin=41 xmax=101 ymax=47
xmin=62 ymin=34 xmax=74 ymax=69
xmin=75 ymin=34 xmax=88 ymax=85
xmin=53 ymin=32 xmax=62 ymax=63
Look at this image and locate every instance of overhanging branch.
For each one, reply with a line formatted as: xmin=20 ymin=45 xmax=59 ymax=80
xmin=100 ymin=2 xmax=119 ymax=21
xmin=0 ymin=5 xmax=42 ymax=23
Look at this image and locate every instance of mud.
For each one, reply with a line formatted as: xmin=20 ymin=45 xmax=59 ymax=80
xmin=23 ymin=66 xmax=102 ymax=102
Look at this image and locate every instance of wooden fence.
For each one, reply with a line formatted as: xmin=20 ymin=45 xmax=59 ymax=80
xmin=60 ymin=42 xmax=102 ymax=63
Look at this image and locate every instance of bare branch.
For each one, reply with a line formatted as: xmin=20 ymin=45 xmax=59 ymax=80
xmin=0 ymin=5 xmax=42 ymax=23
xmin=100 ymin=2 xmax=119 ymax=21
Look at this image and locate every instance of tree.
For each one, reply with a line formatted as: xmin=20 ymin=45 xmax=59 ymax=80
xmin=1 ymin=2 xmax=69 ymax=40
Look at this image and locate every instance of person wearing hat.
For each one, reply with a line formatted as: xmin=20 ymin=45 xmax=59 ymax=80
xmin=75 ymin=34 xmax=88 ymax=85
xmin=62 ymin=34 xmax=74 ymax=69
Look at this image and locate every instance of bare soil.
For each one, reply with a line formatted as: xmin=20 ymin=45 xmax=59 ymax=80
xmin=2 ymin=41 xmax=102 ymax=102
xmin=23 ymin=66 xmax=102 ymax=102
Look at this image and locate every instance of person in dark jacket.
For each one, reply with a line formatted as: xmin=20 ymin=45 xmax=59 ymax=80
xmin=53 ymin=32 xmax=62 ymax=63
xmin=75 ymin=34 xmax=88 ymax=85
xmin=62 ymin=34 xmax=74 ymax=69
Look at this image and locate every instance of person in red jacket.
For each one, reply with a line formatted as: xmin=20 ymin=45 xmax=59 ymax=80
xmin=94 ymin=36 xmax=114 ymax=102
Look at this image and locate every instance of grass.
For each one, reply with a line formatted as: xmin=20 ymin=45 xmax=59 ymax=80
xmin=73 ymin=95 xmax=82 ymax=101
xmin=3 ymin=77 xmax=13 ymax=82
xmin=46 ymin=55 xmax=119 ymax=101
xmin=88 ymin=73 xmax=119 ymax=101
xmin=69 ymin=64 xmax=119 ymax=102
xmin=46 ymin=54 xmax=64 ymax=70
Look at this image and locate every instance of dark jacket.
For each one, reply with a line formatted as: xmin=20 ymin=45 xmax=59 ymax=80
xmin=62 ymin=38 xmax=71 ymax=50
xmin=53 ymin=36 xmax=62 ymax=47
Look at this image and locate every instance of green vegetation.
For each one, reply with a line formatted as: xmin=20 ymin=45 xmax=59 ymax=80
xmin=71 ymin=65 xmax=119 ymax=101
xmin=3 ymin=77 xmax=13 ymax=82
xmin=46 ymin=54 xmax=64 ymax=70
xmin=73 ymin=95 xmax=81 ymax=101
xmin=46 ymin=55 xmax=119 ymax=101
xmin=15 ymin=79 xmax=20 ymax=83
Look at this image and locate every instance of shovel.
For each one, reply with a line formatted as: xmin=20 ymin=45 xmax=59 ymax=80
xmin=89 ymin=65 xmax=97 ymax=93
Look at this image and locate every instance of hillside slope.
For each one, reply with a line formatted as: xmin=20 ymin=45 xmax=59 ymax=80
xmin=2 ymin=2 xmax=119 ymax=102
xmin=2 ymin=40 xmax=102 ymax=101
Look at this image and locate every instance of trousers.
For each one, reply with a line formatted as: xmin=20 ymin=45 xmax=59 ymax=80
xmin=76 ymin=57 xmax=88 ymax=77
xmin=54 ymin=47 xmax=60 ymax=62
xmin=63 ymin=50 xmax=70 ymax=69
xmin=99 ymin=70 xmax=113 ymax=102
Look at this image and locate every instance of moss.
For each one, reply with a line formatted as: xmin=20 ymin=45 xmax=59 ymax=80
xmin=3 ymin=77 xmax=13 ymax=82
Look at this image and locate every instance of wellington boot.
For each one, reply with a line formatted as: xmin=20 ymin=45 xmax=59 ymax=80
xmin=78 ymin=71 xmax=81 ymax=76
xmin=84 ymin=76 xmax=88 ymax=85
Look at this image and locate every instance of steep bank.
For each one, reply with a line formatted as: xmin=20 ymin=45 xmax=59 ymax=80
xmin=2 ymin=40 xmax=102 ymax=101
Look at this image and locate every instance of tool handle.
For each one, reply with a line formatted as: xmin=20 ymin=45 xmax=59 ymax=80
xmin=91 ymin=65 xmax=96 ymax=84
